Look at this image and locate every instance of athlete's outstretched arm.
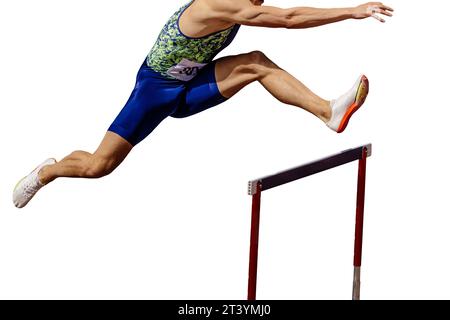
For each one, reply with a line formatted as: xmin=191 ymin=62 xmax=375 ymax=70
xmin=210 ymin=0 xmax=394 ymax=28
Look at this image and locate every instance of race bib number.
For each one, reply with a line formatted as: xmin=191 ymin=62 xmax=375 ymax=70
xmin=167 ymin=58 xmax=207 ymax=81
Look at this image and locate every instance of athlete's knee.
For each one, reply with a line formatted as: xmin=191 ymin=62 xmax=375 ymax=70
xmin=84 ymin=155 xmax=117 ymax=178
xmin=247 ymin=50 xmax=269 ymax=65
xmin=242 ymin=51 xmax=272 ymax=77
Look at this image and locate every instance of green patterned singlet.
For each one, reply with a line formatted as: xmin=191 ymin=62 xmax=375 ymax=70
xmin=146 ymin=1 xmax=240 ymax=81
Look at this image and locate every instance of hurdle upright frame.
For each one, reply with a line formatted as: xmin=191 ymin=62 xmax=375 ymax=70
xmin=247 ymin=144 xmax=371 ymax=300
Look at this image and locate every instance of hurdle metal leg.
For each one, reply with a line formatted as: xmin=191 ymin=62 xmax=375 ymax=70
xmin=247 ymin=182 xmax=262 ymax=300
xmin=352 ymin=147 xmax=368 ymax=300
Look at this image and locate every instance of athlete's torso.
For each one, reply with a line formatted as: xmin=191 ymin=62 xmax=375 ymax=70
xmin=146 ymin=0 xmax=240 ymax=81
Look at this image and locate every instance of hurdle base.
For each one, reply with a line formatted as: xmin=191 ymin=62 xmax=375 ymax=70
xmin=352 ymin=266 xmax=361 ymax=300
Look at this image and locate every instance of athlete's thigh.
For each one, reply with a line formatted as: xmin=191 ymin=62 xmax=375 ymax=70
xmin=109 ymin=63 xmax=184 ymax=145
xmin=171 ymin=61 xmax=228 ymax=118
xmin=214 ymin=52 xmax=262 ymax=99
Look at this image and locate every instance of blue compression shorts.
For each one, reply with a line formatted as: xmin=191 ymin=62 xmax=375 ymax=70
xmin=108 ymin=60 xmax=228 ymax=146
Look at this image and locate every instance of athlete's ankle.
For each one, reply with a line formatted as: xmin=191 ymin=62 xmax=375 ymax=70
xmin=38 ymin=165 xmax=54 ymax=185
xmin=320 ymin=100 xmax=332 ymax=123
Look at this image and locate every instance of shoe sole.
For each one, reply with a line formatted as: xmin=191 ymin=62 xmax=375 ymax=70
xmin=336 ymin=75 xmax=369 ymax=133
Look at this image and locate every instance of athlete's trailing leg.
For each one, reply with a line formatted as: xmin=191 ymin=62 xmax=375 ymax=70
xmin=13 ymin=131 xmax=132 ymax=208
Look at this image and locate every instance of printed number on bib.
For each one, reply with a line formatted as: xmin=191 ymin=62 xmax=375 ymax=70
xmin=167 ymin=58 xmax=207 ymax=81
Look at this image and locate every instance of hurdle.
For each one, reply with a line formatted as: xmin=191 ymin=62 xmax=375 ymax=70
xmin=247 ymin=144 xmax=371 ymax=300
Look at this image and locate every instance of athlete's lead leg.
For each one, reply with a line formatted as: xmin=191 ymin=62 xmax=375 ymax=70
xmin=214 ymin=51 xmax=369 ymax=132
xmin=215 ymin=51 xmax=331 ymax=122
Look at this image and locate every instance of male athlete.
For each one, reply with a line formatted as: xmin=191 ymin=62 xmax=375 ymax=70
xmin=13 ymin=0 xmax=393 ymax=208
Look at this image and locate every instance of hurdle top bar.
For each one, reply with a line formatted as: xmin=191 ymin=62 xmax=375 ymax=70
xmin=248 ymin=144 xmax=372 ymax=195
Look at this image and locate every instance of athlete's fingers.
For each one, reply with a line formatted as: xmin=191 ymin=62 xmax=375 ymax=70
xmin=367 ymin=5 xmax=392 ymax=20
xmin=381 ymin=10 xmax=393 ymax=17
xmin=370 ymin=3 xmax=394 ymax=13
xmin=380 ymin=4 xmax=394 ymax=12
xmin=374 ymin=1 xmax=393 ymax=8
xmin=374 ymin=7 xmax=393 ymax=17
xmin=369 ymin=6 xmax=392 ymax=17
xmin=371 ymin=14 xmax=385 ymax=23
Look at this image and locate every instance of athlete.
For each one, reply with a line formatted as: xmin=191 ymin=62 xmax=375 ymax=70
xmin=13 ymin=0 xmax=394 ymax=208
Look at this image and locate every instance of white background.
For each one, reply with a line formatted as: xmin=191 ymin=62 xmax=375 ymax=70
xmin=0 ymin=0 xmax=448 ymax=300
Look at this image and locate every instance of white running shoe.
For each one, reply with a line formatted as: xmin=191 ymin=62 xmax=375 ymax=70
xmin=326 ymin=75 xmax=369 ymax=133
xmin=13 ymin=158 xmax=57 ymax=208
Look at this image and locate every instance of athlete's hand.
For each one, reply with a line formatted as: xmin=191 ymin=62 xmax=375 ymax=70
xmin=352 ymin=2 xmax=394 ymax=23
